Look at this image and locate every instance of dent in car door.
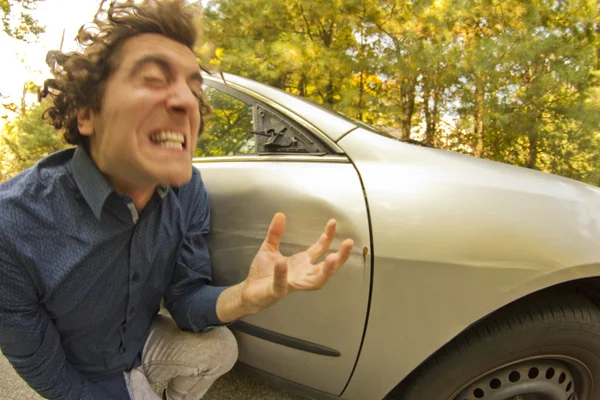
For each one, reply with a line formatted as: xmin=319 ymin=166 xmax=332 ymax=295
xmin=196 ymin=156 xmax=371 ymax=395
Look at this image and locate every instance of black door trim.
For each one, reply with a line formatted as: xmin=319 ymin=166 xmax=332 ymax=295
xmin=231 ymin=321 xmax=341 ymax=357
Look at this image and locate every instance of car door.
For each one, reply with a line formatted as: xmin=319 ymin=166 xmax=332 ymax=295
xmin=192 ymin=80 xmax=371 ymax=395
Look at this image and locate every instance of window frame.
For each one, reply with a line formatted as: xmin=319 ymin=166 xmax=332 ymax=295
xmin=200 ymin=80 xmax=334 ymax=158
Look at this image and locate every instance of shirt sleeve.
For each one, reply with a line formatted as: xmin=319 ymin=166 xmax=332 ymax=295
xmin=163 ymin=172 xmax=229 ymax=332
xmin=0 ymin=253 xmax=113 ymax=400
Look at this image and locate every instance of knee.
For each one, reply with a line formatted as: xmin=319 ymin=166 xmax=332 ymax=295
xmin=205 ymin=326 xmax=238 ymax=374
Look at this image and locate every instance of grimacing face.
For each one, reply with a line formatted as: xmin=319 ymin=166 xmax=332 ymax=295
xmin=77 ymin=33 xmax=203 ymax=191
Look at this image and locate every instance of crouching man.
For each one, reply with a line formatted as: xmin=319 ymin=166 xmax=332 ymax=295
xmin=0 ymin=0 xmax=354 ymax=399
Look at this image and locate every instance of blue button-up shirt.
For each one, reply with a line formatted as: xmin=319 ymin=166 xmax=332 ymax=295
xmin=0 ymin=147 xmax=227 ymax=399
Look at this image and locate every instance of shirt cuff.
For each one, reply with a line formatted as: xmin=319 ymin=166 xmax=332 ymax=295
xmin=190 ymin=285 xmax=229 ymax=332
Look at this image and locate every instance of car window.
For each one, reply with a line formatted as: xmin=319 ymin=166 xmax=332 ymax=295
xmin=195 ymin=86 xmax=255 ymax=157
xmin=253 ymin=104 xmax=331 ymax=155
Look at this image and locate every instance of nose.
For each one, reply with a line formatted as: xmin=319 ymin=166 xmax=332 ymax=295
xmin=165 ymin=79 xmax=198 ymax=115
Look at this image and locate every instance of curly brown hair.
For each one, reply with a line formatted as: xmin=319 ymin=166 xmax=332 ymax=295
xmin=39 ymin=0 xmax=212 ymax=146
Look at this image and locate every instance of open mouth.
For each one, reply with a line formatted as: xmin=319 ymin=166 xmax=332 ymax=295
xmin=150 ymin=131 xmax=187 ymax=151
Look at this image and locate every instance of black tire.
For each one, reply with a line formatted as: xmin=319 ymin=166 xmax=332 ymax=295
xmin=389 ymin=292 xmax=600 ymax=400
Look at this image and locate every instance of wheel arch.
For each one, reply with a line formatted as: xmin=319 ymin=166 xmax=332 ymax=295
xmin=384 ymin=272 xmax=600 ymax=399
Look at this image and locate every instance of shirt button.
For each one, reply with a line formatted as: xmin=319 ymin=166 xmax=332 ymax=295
xmin=120 ymin=347 xmax=127 ymax=354
xmin=132 ymin=272 xmax=140 ymax=282
xmin=129 ymin=307 xmax=135 ymax=315
xmin=120 ymin=326 xmax=127 ymax=334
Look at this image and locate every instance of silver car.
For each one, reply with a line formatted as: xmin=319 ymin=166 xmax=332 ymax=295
xmin=194 ymin=72 xmax=600 ymax=400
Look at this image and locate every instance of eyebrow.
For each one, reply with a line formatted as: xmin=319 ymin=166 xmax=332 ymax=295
xmin=129 ymin=55 xmax=203 ymax=85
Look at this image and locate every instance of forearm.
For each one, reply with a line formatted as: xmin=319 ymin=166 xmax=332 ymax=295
xmin=2 ymin=318 xmax=110 ymax=400
xmin=0 ymin=259 xmax=110 ymax=400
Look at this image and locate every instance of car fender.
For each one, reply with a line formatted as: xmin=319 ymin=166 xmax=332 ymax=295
xmin=337 ymin=128 xmax=600 ymax=400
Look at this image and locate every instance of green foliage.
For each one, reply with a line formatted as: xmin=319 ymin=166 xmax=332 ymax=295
xmin=3 ymin=0 xmax=599 ymax=186
xmin=1 ymin=0 xmax=45 ymax=41
xmin=1 ymin=102 xmax=68 ymax=181
xmin=203 ymin=0 xmax=600 ymax=186
xmin=196 ymin=87 xmax=255 ymax=157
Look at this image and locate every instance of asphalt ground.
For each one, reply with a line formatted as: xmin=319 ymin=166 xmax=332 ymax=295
xmin=0 ymin=353 xmax=306 ymax=400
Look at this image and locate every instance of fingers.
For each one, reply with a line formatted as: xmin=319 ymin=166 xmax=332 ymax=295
xmin=272 ymin=260 xmax=288 ymax=298
xmin=306 ymin=219 xmax=336 ymax=262
xmin=322 ymin=238 xmax=354 ymax=279
xmin=263 ymin=213 xmax=286 ymax=251
xmin=288 ymin=238 xmax=354 ymax=292
xmin=322 ymin=253 xmax=339 ymax=279
xmin=338 ymin=238 xmax=354 ymax=266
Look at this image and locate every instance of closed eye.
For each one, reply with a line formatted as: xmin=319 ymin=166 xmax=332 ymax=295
xmin=144 ymin=76 xmax=167 ymax=86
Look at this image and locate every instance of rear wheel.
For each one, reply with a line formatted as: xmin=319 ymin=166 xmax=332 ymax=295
xmin=390 ymin=293 xmax=600 ymax=400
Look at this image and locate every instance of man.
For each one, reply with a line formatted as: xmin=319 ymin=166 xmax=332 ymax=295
xmin=0 ymin=1 xmax=354 ymax=399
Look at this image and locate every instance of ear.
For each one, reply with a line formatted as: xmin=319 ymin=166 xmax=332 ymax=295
xmin=77 ymin=107 xmax=95 ymax=137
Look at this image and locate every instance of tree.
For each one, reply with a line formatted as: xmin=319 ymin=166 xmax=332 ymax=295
xmin=203 ymin=0 xmax=363 ymax=112
xmin=364 ymin=0 xmax=429 ymax=139
xmin=201 ymin=0 xmax=600 ymax=185
xmin=475 ymin=0 xmax=600 ymax=182
xmin=195 ymin=86 xmax=255 ymax=157
xmin=0 ymin=0 xmax=44 ymax=41
xmin=1 ymin=101 xmax=68 ymax=181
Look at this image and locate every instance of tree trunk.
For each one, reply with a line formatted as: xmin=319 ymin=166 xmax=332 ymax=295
xmin=527 ymin=131 xmax=538 ymax=169
xmin=274 ymin=74 xmax=287 ymax=90
xmin=423 ymin=81 xmax=438 ymax=146
xmin=400 ymin=77 xmax=416 ymax=140
xmin=298 ymin=73 xmax=307 ymax=97
xmin=431 ymin=88 xmax=440 ymax=146
xmin=358 ymin=72 xmax=364 ymax=121
xmin=423 ymin=83 xmax=432 ymax=143
xmin=325 ymin=72 xmax=334 ymax=107
xmin=20 ymin=83 xmax=27 ymax=117
xmin=473 ymin=80 xmax=485 ymax=157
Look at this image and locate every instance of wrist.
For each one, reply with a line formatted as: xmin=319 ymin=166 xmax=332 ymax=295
xmin=217 ymin=281 xmax=259 ymax=323
xmin=238 ymin=279 xmax=261 ymax=316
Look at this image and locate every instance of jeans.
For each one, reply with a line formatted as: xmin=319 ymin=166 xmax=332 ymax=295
xmin=123 ymin=314 xmax=238 ymax=400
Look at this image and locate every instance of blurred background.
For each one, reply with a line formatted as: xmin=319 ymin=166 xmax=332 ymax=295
xmin=1 ymin=0 xmax=599 ymax=185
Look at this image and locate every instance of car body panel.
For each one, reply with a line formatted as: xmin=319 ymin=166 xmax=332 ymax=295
xmin=337 ymin=128 xmax=600 ymax=399
xmin=197 ymin=72 xmax=600 ymax=399
xmin=193 ymin=156 xmax=371 ymax=395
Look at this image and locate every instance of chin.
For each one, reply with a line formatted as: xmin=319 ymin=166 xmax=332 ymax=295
xmin=160 ymin=169 xmax=193 ymax=188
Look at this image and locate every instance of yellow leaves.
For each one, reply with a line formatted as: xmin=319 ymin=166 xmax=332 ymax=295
xmin=204 ymin=47 xmax=224 ymax=66
xmin=350 ymin=72 xmax=383 ymax=97
xmin=303 ymin=83 xmax=320 ymax=97
xmin=1 ymin=0 xmax=45 ymax=41
xmin=432 ymin=0 xmax=447 ymax=10
xmin=195 ymin=42 xmax=218 ymax=65
xmin=270 ymin=41 xmax=303 ymax=68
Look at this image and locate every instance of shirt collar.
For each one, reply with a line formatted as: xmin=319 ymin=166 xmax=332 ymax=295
xmin=71 ymin=146 xmax=114 ymax=221
xmin=157 ymin=186 xmax=169 ymax=199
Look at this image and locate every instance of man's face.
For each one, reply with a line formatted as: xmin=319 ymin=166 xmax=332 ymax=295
xmin=78 ymin=33 xmax=202 ymax=190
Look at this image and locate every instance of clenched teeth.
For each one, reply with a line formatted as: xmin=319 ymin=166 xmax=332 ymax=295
xmin=150 ymin=131 xmax=185 ymax=148
xmin=158 ymin=141 xmax=183 ymax=150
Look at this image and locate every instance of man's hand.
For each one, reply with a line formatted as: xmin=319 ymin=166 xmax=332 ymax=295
xmin=239 ymin=212 xmax=354 ymax=314
xmin=216 ymin=213 xmax=354 ymax=323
